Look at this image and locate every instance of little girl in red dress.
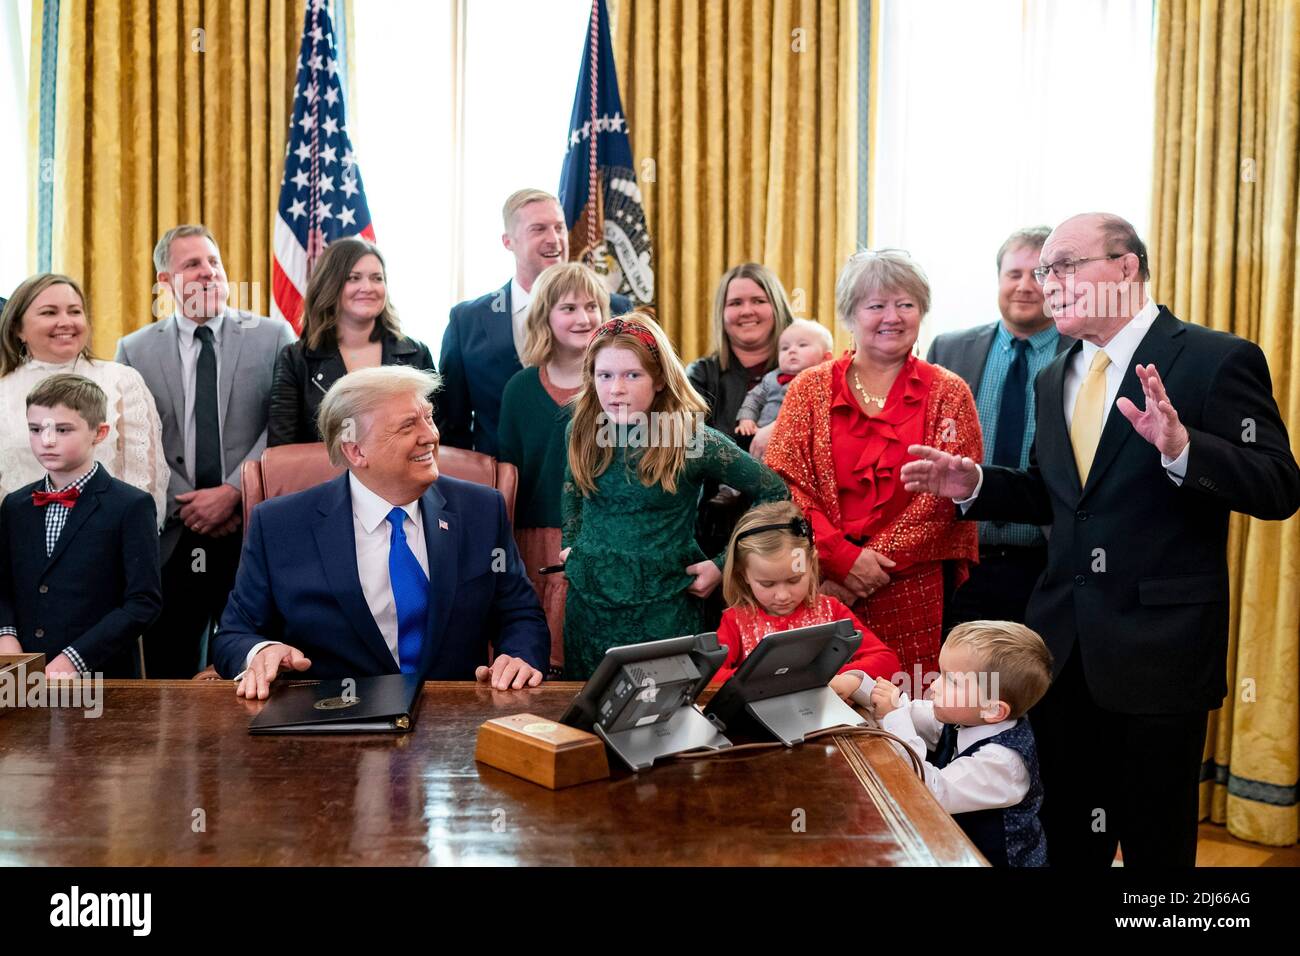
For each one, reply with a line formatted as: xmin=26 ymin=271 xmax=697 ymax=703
xmin=714 ymin=501 xmax=900 ymax=698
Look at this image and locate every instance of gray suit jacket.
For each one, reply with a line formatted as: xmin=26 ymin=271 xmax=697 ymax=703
xmin=926 ymin=321 xmax=1074 ymax=396
xmin=115 ymin=309 xmax=296 ymax=561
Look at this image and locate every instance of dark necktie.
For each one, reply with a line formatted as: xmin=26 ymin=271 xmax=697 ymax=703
xmin=932 ymin=722 xmax=960 ymax=769
xmin=992 ymin=337 xmax=1030 ymax=468
xmin=194 ymin=325 xmax=223 ymax=488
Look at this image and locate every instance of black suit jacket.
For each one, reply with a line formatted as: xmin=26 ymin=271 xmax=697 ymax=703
xmin=436 ymin=280 xmax=632 ymax=456
xmin=0 ymin=467 xmax=162 ymax=676
xmin=966 ymin=307 xmax=1300 ymax=714
xmin=268 ymin=331 xmax=436 ymax=446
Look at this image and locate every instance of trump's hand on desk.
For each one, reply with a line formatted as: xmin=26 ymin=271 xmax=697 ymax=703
xmin=475 ymin=655 xmax=543 ymax=690
xmin=236 ymin=644 xmax=313 ymax=699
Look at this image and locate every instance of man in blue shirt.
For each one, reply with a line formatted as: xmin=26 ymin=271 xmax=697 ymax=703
xmin=928 ymin=226 xmax=1074 ymax=628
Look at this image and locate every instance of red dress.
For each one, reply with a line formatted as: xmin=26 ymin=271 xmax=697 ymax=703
xmin=712 ymin=594 xmax=901 ymax=685
xmin=764 ymin=354 xmax=982 ymax=680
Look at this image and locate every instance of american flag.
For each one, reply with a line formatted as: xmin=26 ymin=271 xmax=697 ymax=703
xmin=272 ymin=0 xmax=375 ymax=332
xmin=558 ymin=0 xmax=653 ymax=304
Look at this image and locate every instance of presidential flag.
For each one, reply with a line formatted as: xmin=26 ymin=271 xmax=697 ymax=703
xmin=272 ymin=0 xmax=375 ymax=332
xmin=558 ymin=0 xmax=654 ymax=305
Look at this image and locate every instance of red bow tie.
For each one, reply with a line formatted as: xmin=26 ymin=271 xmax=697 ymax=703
xmin=777 ymin=372 xmax=796 ymax=385
xmin=32 ymin=486 xmax=80 ymax=509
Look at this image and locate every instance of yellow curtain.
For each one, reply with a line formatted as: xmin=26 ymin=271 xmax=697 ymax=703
xmin=1151 ymin=0 xmax=1300 ymax=846
xmin=29 ymin=0 xmax=307 ymax=358
xmin=610 ymin=0 xmax=859 ymax=361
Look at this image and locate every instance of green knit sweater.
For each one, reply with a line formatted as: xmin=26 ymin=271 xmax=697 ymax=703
xmin=497 ymin=366 xmax=574 ymax=529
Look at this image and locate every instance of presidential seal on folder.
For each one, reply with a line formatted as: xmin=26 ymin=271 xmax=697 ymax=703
xmin=249 ymin=674 xmax=422 ymax=734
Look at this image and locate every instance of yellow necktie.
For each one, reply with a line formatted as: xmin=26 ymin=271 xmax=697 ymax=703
xmin=1070 ymin=349 xmax=1112 ymax=482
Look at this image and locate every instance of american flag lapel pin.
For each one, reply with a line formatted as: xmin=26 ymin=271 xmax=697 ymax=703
xmin=438 ymin=518 xmax=449 ymax=531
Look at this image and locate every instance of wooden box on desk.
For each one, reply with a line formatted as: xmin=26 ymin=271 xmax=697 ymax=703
xmin=475 ymin=713 xmax=610 ymax=789
xmin=0 ymin=654 xmax=46 ymax=716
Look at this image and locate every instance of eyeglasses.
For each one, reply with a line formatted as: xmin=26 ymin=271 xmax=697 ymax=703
xmin=1033 ymin=254 xmax=1123 ymax=285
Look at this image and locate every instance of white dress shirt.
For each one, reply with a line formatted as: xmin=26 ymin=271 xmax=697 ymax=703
xmin=175 ymin=312 xmax=227 ymax=486
xmin=242 ymin=473 xmax=430 ymax=672
xmin=959 ymin=298 xmax=1189 ymax=506
xmin=851 ymin=688 xmax=1030 ymax=815
xmin=510 ymin=276 xmax=532 ymax=362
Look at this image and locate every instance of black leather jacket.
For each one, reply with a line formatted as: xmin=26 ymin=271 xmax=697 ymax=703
xmin=268 ymin=331 xmax=436 ymax=445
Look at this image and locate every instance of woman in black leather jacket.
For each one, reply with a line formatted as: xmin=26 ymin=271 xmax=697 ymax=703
xmin=269 ymin=238 xmax=436 ymax=446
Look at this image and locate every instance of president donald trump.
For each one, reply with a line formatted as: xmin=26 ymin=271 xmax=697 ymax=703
xmin=212 ymin=365 xmax=548 ymax=697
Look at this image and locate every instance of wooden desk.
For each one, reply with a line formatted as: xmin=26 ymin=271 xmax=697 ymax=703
xmin=0 ymin=681 xmax=984 ymax=866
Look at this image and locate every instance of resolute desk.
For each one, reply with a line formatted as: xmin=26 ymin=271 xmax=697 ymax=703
xmin=0 ymin=681 xmax=985 ymax=866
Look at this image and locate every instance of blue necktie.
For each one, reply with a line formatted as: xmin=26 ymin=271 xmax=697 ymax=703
xmin=386 ymin=507 xmax=429 ymax=674
xmin=992 ymin=337 xmax=1030 ymax=467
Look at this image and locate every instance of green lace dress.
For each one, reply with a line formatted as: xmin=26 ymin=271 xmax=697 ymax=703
xmin=561 ymin=424 xmax=790 ymax=680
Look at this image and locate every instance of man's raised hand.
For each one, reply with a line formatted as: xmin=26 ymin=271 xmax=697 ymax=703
xmin=901 ymin=444 xmax=981 ymax=499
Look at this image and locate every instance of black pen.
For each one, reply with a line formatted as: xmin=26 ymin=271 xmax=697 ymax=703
xmin=538 ymin=564 xmax=565 ymax=575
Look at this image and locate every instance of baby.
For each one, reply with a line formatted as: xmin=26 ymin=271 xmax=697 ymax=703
xmin=735 ymin=318 xmax=833 ymax=444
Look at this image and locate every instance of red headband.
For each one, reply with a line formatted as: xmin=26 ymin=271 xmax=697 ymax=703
xmin=590 ymin=318 xmax=660 ymax=357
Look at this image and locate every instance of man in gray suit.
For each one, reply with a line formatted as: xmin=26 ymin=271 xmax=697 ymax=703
xmin=927 ymin=226 xmax=1074 ymax=629
xmin=116 ymin=224 xmax=296 ymax=677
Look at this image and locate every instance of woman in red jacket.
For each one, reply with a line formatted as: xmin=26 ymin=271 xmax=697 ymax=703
xmin=764 ymin=250 xmax=982 ymax=683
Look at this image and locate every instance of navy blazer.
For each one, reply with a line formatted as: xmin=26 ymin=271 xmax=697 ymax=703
xmin=211 ymin=472 xmax=549 ymax=680
xmin=966 ymin=308 xmax=1300 ymax=714
xmin=0 ymin=466 xmax=162 ymax=676
xmin=437 ymin=280 xmax=632 ymax=456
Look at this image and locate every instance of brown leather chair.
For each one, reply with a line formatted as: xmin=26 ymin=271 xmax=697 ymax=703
xmin=240 ymin=442 xmax=517 ymax=528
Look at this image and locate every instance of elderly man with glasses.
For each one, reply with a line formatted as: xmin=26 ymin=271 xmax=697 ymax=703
xmin=902 ymin=212 xmax=1300 ymax=867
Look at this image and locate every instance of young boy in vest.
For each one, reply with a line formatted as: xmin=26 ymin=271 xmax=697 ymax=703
xmin=856 ymin=620 xmax=1053 ymax=866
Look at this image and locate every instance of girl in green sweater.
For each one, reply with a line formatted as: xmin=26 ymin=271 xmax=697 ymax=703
xmin=498 ymin=264 xmax=611 ymax=674
xmin=560 ymin=313 xmax=789 ymax=680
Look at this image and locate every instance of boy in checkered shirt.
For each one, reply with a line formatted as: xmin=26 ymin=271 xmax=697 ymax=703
xmin=0 ymin=374 xmax=161 ymax=677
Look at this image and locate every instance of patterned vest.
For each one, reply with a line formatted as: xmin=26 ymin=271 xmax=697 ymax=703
xmin=933 ymin=719 xmax=1048 ymax=867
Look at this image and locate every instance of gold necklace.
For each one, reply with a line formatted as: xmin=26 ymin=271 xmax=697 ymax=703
xmin=851 ymin=369 xmax=888 ymax=408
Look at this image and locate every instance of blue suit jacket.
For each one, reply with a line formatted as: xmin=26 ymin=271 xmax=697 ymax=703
xmin=211 ymin=472 xmax=549 ymax=680
xmin=0 ymin=466 xmax=162 ymax=676
xmin=437 ymin=280 xmax=632 ymax=456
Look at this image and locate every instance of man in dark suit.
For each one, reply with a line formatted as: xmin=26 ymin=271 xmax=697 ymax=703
xmin=116 ymin=224 xmax=296 ymax=677
xmin=902 ymin=212 xmax=1300 ymax=867
xmin=212 ymin=365 xmax=549 ymax=697
xmin=928 ymin=226 xmax=1075 ymax=628
xmin=0 ymin=374 xmax=161 ymax=677
xmin=436 ymin=188 xmax=631 ymax=456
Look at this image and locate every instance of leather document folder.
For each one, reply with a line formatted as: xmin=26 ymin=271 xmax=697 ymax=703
xmin=249 ymin=674 xmax=423 ymax=734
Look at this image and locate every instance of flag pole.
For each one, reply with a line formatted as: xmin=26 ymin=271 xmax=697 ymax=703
xmin=585 ymin=0 xmax=600 ymax=268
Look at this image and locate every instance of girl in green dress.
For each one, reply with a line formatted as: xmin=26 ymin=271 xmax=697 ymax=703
xmin=559 ymin=313 xmax=790 ymax=680
xmin=498 ymin=263 xmax=610 ymax=674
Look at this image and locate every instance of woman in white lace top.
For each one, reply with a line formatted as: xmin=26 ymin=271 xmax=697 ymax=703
xmin=0 ymin=275 xmax=169 ymax=522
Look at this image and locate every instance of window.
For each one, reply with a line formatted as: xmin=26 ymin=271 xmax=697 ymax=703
xmin=0 ymin=0 xmax=32 ymax=295
xmin=871 ymin=0 xmax=1156 ymax=352
xmin=350 ymin=0 xmax=592 ymax=352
